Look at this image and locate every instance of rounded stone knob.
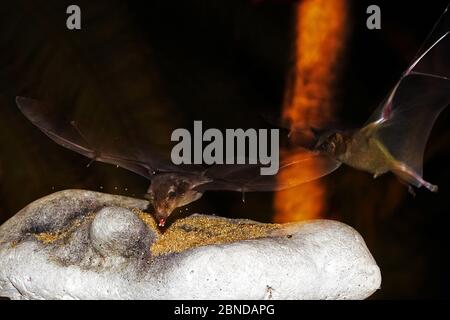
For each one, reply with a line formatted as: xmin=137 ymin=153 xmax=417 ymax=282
xmin=90 ymin=206 xmax=155 ymax=258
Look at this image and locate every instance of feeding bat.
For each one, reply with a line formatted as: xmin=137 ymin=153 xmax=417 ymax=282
xmin=15 ymin=97 xmax=340 ymax=227
xmin=308 ymin=5 xmax=450 ymax=193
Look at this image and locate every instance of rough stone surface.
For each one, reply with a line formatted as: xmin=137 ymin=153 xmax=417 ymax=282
xmin=0 ymin=190 xmax=381 ymax=300
xmin=90 ymin=207 xmax=156 ymax=258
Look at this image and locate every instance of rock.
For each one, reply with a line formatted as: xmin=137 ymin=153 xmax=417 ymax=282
xmin=90 ymin=207 xmax=156 ymax=258
xmin=0 ymin=190 xmax=381 ymax=300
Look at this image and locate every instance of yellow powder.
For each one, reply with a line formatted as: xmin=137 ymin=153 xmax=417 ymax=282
xmin=34 ymin=208 xmax=280 ymax=257
xmin=34 ymin=232 xmax=62 ymax=244
xmin=133 ymin=208 xmax=161 ymax=237
xmin=9 ymin=240 xmax=19 ymax=248
xmin=149 ymin=215 xmax=280 ymax=256
xmin=34 ymin=213 xmax=95 ymax=244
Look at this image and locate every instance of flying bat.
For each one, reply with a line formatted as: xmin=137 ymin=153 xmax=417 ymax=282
xmin=15 ymin=97 xmax=339 ymax=227
xmin=309 ymin=5 xmax=450 ymax=194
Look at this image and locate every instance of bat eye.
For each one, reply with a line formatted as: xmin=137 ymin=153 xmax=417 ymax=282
xmin=329 ymin=142 xmax=336 ymax=152
xmin=167 ymin=190 xmax=177 ymax=199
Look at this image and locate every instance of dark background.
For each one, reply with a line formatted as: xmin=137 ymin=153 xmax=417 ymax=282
xmin=0 ymin=0 xmax=449 ymax=299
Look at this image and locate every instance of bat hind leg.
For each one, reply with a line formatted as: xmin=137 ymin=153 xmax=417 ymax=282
xmin=391 ymin=161 xmax=438 ymax=193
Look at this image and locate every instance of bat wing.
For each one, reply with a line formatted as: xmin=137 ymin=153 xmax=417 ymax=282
xmin=17 ymin=97 xmax=340 ymax=193
xmin=15 ymin=96 xmax=178 ymax=179
xmin=373 ymin=74 xmax=450 ymax=178
xmin=196 ymin=148 xmax=341 ymax=192
xmin=364 ymin=5 xmax=450 ymax=178
xmin=367 ymin=4 xmax=450 ymax=124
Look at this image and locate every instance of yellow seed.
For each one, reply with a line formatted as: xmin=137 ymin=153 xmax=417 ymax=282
xmin=33 ymin=208 xmax=281 ymax=258
xmin=148 ymin=214 xmax=280 ymax=256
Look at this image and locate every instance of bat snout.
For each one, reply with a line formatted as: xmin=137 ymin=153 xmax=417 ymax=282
xmin=154 ymin=204 xmax=174 ymax=228
xmin=154 ymin=210 xmax=169 ymax=227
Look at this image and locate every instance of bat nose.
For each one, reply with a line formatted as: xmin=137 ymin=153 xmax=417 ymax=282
xmin=158 ymin=218 xmax=166 ymax=227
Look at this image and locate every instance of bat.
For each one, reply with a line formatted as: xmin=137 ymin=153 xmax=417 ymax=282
xmin=309 ymin=4 xmax=450 ymax=194
xmin=15 ymin=97 xmax=340 ymax=227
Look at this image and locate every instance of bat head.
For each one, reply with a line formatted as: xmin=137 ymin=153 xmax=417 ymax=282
xmin=146 ymin=173 xmax=206 ymax=227
xmin=313 ymin=130 xmax=347 ymax=157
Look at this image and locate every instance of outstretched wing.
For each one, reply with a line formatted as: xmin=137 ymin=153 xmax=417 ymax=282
xmin=17 ymin=97 xmax=341 ymax=193
xmin=17 ymin=96 xmax=341 ymax=193
xmin=16 ymin=97 xmax=183 ymax=179
xmin=196 ymin=149 xmax=341 ymax=192
xmin=365 ymin=4 xmax=450 ymax=177
xmin=367 ymin=4 xmax=450 ymax=124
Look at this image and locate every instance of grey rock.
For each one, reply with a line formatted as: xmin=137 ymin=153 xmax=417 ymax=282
xmin=90 ymin=207 xmax=155 ymax=258
xmin=0 ymin=189 xmax=381 ymax=300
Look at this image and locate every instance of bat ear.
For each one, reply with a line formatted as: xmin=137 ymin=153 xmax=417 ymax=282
xmin=310 ymin=127 xmax=329 ymax=143
xmin=189 ymin=174 xmax=213 ymax=191
xmin=310 ymin=127 xmax=340 ymax=139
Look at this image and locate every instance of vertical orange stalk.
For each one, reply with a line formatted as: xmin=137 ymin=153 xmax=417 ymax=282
xmin=274 ymin=0 xmax=348 ymax=222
